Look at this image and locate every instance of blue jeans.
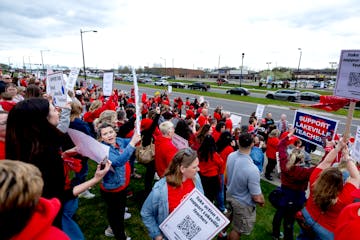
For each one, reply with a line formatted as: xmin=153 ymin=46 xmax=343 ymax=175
xmin=62 ymin=198 xmax=84 ymax=240
xmin=217 ymin=174 xmax=225 ymax=212
xmin=296 ymin=208 xmax=333 ymax=240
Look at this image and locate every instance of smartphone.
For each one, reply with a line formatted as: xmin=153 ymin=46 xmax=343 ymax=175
xmin=100 ymin=157 xmax=107 ymax=170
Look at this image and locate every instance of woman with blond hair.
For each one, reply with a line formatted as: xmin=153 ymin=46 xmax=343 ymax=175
xmin=265 ymin=129 xmax=281 ymax=180
xmin=141 ymin=148 xmax=203 ymax=240
xmin=0 ymin=160 xmax=69 ymax=240
xmin=271 ymin=129 xmax=315 ymax=240
xmin=298 ymin=139 xmax=360 ymax=240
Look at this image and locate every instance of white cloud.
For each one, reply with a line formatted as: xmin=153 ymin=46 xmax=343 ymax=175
xmin=1 ymin=0 xmax=359 ymax=70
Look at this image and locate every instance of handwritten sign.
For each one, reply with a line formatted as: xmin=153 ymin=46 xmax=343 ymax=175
xmin=172 ymin=133 xmax=188 ymax=150
xmin=293 ymin=111 xmax=339 ymax=147
xmin=103 ymin=72 xmax=114 ymax=96
xmin=160 ymin=188 xmax=229 ymax=240
xmin=48 ymin=72 xmax=67 ymax=107
xmin=66 ymin=68 xmax=80 ymax=91
xmin=334 ymin=50 xmax=360 ymax=100
xmin=255 ymin=104 xmax=265 ymax=120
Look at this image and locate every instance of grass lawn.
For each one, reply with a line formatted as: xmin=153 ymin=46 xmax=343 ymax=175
xmin=76 ymin=161 xmax=299 ymax=240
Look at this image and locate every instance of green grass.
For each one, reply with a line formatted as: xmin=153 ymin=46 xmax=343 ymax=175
xmin=76 ymin=161 xmax=298 ymax=240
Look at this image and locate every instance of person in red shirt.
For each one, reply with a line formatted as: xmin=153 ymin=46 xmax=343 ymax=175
xmin=0 ymin=160 xmax=69 ymax=240
xmin=212 ymin=121 xmax=226 ymax=142
xmin=299 ymin=140 xmax=360 ymax=239
xmin=154 ymin=121 xmax=178 ymax=178
xmin=0 ymin=111 xmax=7 ymax=159
xmin=265 ymin=129 xmax=281 ymax=181
xmin=198 ymin=135 xmax=224 ymax=204
xmin=223 ymin=111 xmax=233 ymax=133
xmin=197 ymin=108 xmax=209 ymax=128
xmin=213 ymin=106 xmax=222 ymax=122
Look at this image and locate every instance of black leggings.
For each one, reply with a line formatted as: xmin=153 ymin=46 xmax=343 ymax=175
xmin=199 ymin=174 xmax=219 ymax=204
xmin=265 ymin=158 xmax=277 ymax=177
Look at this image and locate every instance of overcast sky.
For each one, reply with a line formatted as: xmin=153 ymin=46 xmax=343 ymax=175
xmin=1 ymin=0 xmax=359 ymax=71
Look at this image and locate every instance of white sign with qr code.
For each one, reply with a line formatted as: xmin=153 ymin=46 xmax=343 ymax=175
xmin=159 ymin=188 xmax=230 ymax=240
xmin=334 ymin=50 xmax=360 ymax=100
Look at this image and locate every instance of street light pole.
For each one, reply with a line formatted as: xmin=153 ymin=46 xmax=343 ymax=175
xmin=240 ymin=53 xmax=245 ymax=87
xmin=80 ymin=29 xmax=97 ymax=83
xmin=40 ymin=50 xmax=50 ymax=75
xmin=295 ymin=48 xmax=302 ymax=89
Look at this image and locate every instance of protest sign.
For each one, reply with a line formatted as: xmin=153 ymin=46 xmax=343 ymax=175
xmin=334 ymin=50 xmax=360 ymax=100
xmin=255 ymin=104 xmax=265 ymax=119
xmin=67 ymin=128 xmax=109 ymax=163
xmin=230 ymin=114 xmax=242 ymax=129
xmin=168 ymin=85 xmax=172 ymax=93
xmin=132 ymin=69 xmax=141 ymax=135
xmin=172 ymin=133 xmax=189 ymax=150
xmin=47 ymin=72 xmax=67 ymax=107
xmin=103 ymin=72 xmax=114 ymax=96
xmin=65 ymin=68 xmax=80 ymax=91
xmin=160 ymin=188 xmax=229 ymax=240
xmin=293 ymin=111 xmax=339 ymax=147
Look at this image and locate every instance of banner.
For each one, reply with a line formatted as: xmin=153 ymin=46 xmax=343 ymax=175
xmin=293 ymin=111 xmax=339 ymax=147
xmin=160 ymin=188 xmax=229 ymax=240
xmin=255 ymin=104 xmax=265 ymax=119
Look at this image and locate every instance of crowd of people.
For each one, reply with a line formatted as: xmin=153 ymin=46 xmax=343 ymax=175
xmin=0 ymin=72 xmax=359 ymax=240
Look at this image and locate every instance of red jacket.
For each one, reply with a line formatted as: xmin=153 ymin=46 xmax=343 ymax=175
xmin=83 ymin=95 xmax=117 ymax=123
xmin=266 ymin=136 xmax=280 ymax=159
xmin=198 ymin=152 xmax=224 ymax=177
xmin=154 ymin=135 xmax=178 ymax=177
xmin=12 ymin=198 xmax=69 ymax=240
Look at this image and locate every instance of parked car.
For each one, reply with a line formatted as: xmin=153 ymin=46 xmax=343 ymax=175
xmin=138 ymin=78 xmax=153 ymax=83
xmin=154 ymin=80 xmax=169 ymax=86
xmin=300 ymin=92 xmax=320 ymax=101
xmin=217 ymin=78 xmax=229 ymax=85
xmin=226 ymin=87 xmax=250 ymax=96
xmin=170 ymin=82 xmax=185 ymax=89
xmin=188 ymin=82 xmax=210 ymax=91
xmin=265 ymin=90 xmax=301 ymax=102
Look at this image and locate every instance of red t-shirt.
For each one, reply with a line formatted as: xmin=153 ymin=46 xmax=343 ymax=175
xmin=167 ymin=178 xmax=195 ymax=213
xmin=305 ymin=167 xmax=357 ymax=232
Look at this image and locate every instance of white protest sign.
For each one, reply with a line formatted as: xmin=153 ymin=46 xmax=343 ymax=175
xmin=172 ymin=133 xmax=189 ymax=150
xmin=230 ymin=114 xmax=242 ymax=129
xmin=168 ymin=85 xmax=172 ymax=93
xmin=66 ymin=68 xmax=80 ymax=91
xmin=67 ymin=128 xmax=110 ymax=163
xmin=132 ymin=69 xmax=141 ymax=135
xmin=199 ymin=96 xmax=204 ymax=104
xmin=48 ymin=72 xmax=67 ymax=107
xmin=352 ymin=126 xmax=360 ymax=162
xmin=46 ymin=68 xmax=54 ymax=95
xmin=103 ymin=72 xmax=114 ymax=96
xmin=334 ymin=50 xmax=360 ymax=100
xmin=160 ymin=188 xmax=229 ymax=240
xmin=255 ymin=104 xmax=265 ymax=119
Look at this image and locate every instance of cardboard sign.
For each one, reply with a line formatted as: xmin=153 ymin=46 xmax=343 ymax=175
xmin=103 ymin=72 xmax=114 ymax=96
xmin=160 ymin=188 xmax=229 ymax=240
xmin=334 ymin=50 xmax=360 ymax=100
xmin=293 ymin=111 xmax=339 ymax=147
xmin=172 ymin=133 xmax=189 ymax=150
xmin=47 ymin=72 xmax=67 ymax=107
xmin=66 ymin=68 xmax=80 ymax=91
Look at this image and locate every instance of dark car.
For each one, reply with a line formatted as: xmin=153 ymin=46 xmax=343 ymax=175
xmin=300 ymin=92 xmax=320 ymax=101
xmin=226 ymin=87 xmax=250 ymax=96
xmin=265 ymin=90 xmax=301 ymax=102
xmin=188 ymin=82 xmax=210 ymax=91
xmin=170 ymin=82 xmax=185 ymax=89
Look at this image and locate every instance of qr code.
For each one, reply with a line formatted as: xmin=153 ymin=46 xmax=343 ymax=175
xmin=348 ymin=72 xmax=360 ymax=87
xmin=177 ymin=215 xmax=201 ymax=240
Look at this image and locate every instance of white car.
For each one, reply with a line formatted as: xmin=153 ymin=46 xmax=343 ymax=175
xmin=154 ymin=80 xmax=169 ymax=86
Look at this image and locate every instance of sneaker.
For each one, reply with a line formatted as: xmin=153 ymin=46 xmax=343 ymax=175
xmin=104 ymin=226 xmax=114 ymax=237
xmin=222 ymin=208 xmax=228 ymax=214
xmin=154 ymin=173 xmax=160 ymax=180
xmin=124 ymin=212 xmax=132 ymax=220
xmin=78 ymin=190 xmax=95 ymax=199
xmin=265 ymin=175 xmax=273 ymax=181
xmin=125 ymin=207 xmax=129 ymax=212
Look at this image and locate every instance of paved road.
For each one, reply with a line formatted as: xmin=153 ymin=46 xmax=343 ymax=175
xmin=90 ymin=80 xmax=359 ymax=135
